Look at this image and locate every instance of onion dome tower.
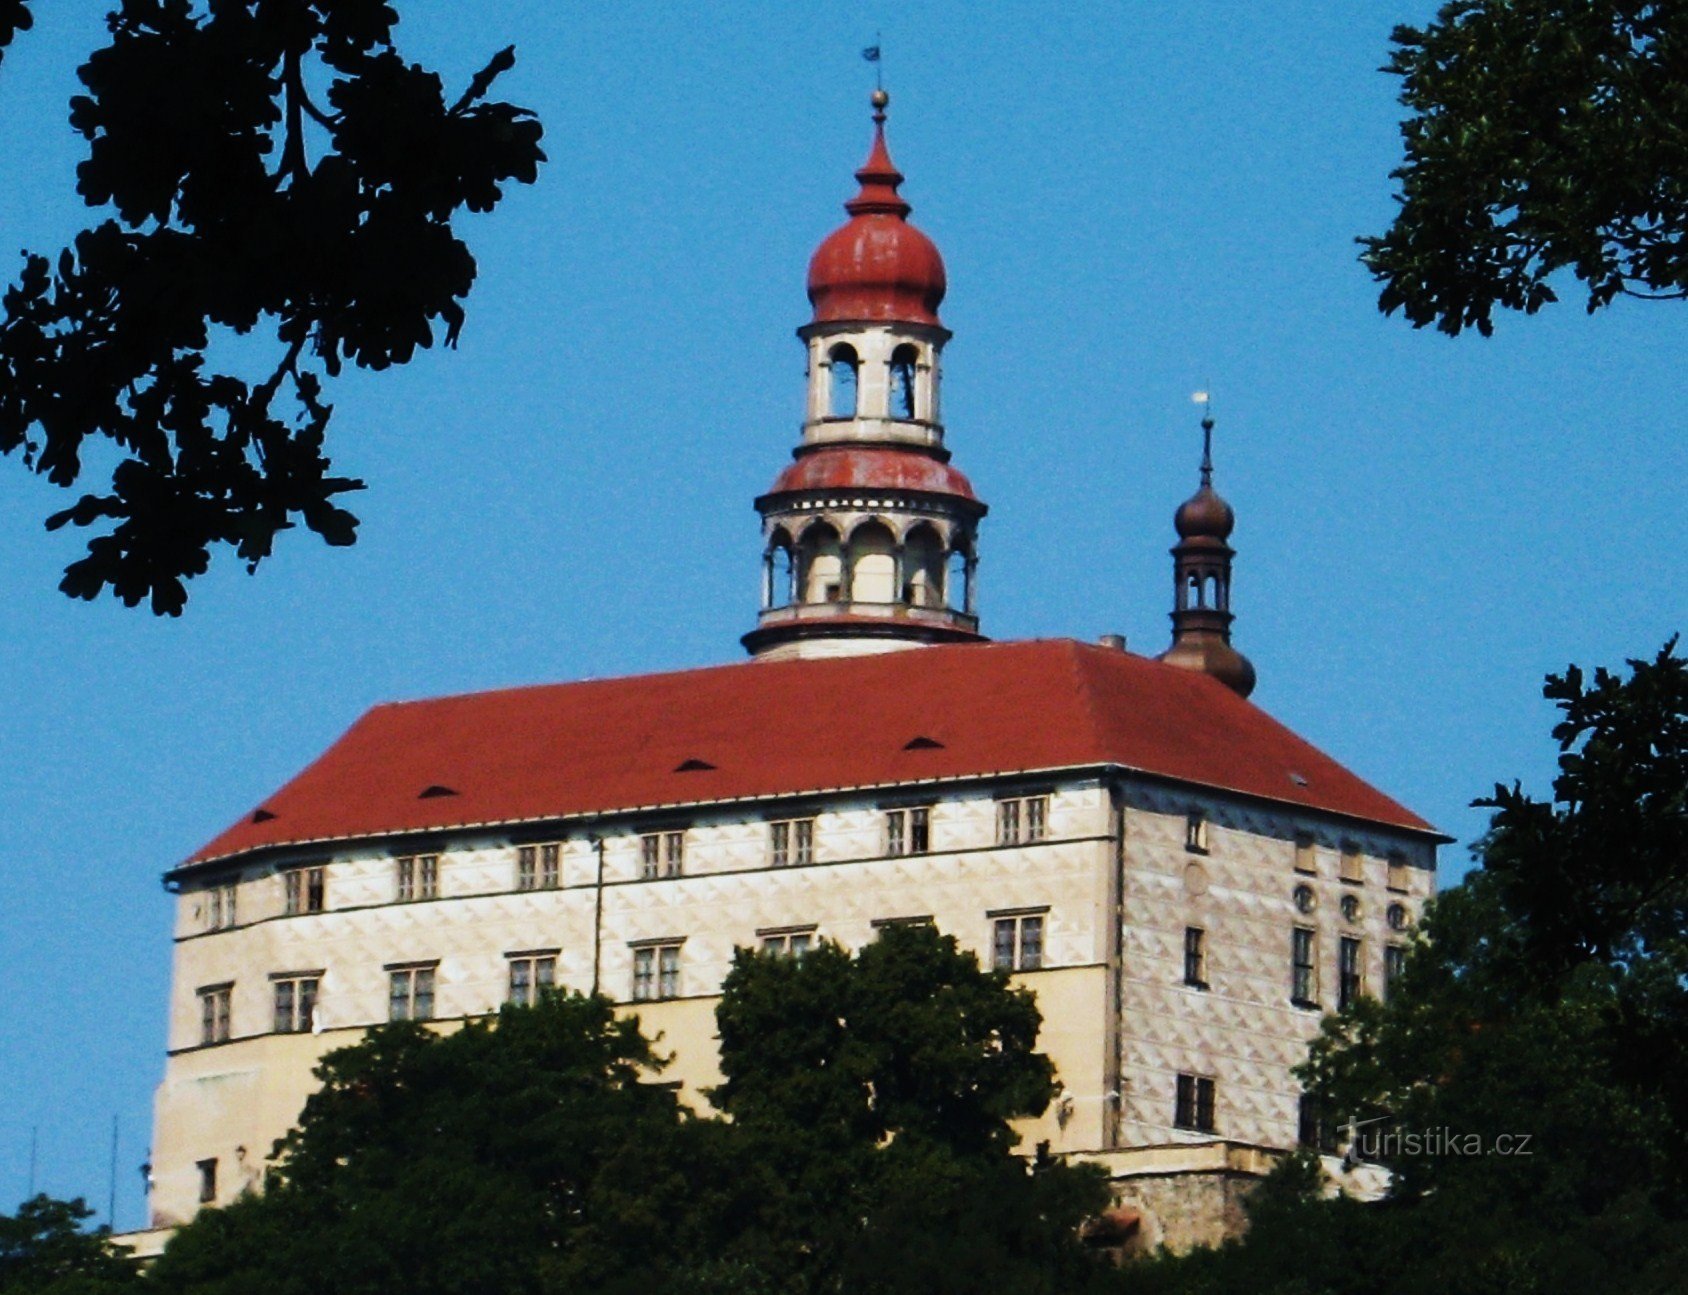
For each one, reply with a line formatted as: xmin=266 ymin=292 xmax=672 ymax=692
xmin=743 ymin=90 xmax=987 ymax=661
xmin=1157 ymin=412 xmax=1256 ymax=697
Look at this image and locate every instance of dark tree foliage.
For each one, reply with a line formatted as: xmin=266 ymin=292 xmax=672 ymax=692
xmin=1363 ymin=2 xmax=1688 ymax=335
xmin=0 ymin=1195 xmax=138 ymax=1295
xmin=0 ymin=1 xmax=544 ymax=613
xmin=1133 ymin=641 xmax=1688 ymax=1294
xmin=141 ymin=929 xmax=1115 ymax=1295
xmin=709 ymin=924 xmax=1111 ymax=1294
xmin=712 ymin=921 xmax=1057 ymax=1155
xmin=148 ymin=993 xmax=686 ymax=1295
xmin=0 ymin=1 xmax=30 ymax=67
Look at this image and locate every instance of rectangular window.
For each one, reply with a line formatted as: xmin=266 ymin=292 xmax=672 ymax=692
xmin=1292 ymin=927 xmax=1317 ymax=1006
xmin=198 ymin=983 xmax=232 ymax=1045
xmin=991 ymin=913 xmax=1044 ymax=971
xmin=197 ymin=1158 xmax=217 ymax=1204
xmin=998 ymin=798 xmax=1019 ymax=844
xmin=759 ymin=927 xmax=816 ymax=957
xmin=1298 ymin=1092 xmax=1336 ymax=1152
xmin=640 ymin=832 xmax=685 ymax=879
xmin=996 ymin=796 xmax=1050 ymax=846
xmin=1338 ymin=936 xmax=1363 ymax=1009
xmin=1186 ymin=809 xmax=1209 ymax=854
xmin=272 ymin=974 xmax=319 ymax=1033
xmin=1294 ymin=832 xmax=1316 ymax=874
xmin=871 ymin=915 xmax=933 ymax=938
xmin=1184 ymin=926 xmax=1208 ymax=988
xmin=632 ymin=942 xmax=683 ymax=1002
xmin=395 ymin=855 xmax=438 ymax=902
xmin=1339 ymin=842 xmax=1364 ymax=885
xmin=1174 ymin=1073 xmax=1216 ymax=1132
xmin=388 ymin=965 xmax=436 ymax=1021
xmin=507 ymin=952 xmax=557 ymax=1006
xmin=204 ymin=881 xmax=237 ymax=931
xmin=515 ymin=844 xmax=559 ymax=891
xmin=886 ymin=807 xmax=932 ymax=856
xmin=1386 ymin=853 xmax=1410 ymax=892
xmin=770 ymin=818 xmax=815 ymax=867
xmin=1384 ymin=944 xmax=1407 ymax=999
xmin=284 ymin=866 xmax=325 ymax=915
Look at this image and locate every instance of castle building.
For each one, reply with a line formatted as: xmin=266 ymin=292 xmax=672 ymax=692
xmin=142 ymin=92 xmax=1441 ymax=1253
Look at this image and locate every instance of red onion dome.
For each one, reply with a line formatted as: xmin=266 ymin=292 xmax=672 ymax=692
xmin=806 ymin=91 xmax=947 ymax=328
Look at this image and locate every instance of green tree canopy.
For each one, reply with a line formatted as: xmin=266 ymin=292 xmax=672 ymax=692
xmin=0 ymin=1195 xmax=137 ymax=1295
xmin=709 ymin=924 xmax=1108 ymax=1294
xmin=712 ymin=921 xmax=1057 ymax=1155
xmin=135 ymin=926 xmax=1113 ymax=1295
xmin=1364 ymin=2 xmax=1688 ymax=335
xmin=0 ymin=1 xmax=543 ymax=613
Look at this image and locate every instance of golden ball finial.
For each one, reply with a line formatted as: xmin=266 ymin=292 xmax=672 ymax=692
xmin=871 ymin=88 xmax=890 ymax=109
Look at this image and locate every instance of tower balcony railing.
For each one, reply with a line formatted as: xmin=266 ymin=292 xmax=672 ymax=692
xmin=803 ymin=416 xmax=944 ymax=450
xmin=756 ymin=599 xmax=979 ymax=634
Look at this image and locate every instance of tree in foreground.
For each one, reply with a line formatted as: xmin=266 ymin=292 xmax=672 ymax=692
xmin=0 ymin=1195 xmax=137 ymax=1295
xmin=710 ymin=923 xmax=1112 ymax=1293
xmin=1363 ymin=2 xmax=1688 ymax=336
xmin=1131 ymin=639 xmax=1688 ymax=1295
xmin=0 ymin=1 xmax=544 ymax=613
xmin=133 ymin=924 xmax=1113 ymax=1295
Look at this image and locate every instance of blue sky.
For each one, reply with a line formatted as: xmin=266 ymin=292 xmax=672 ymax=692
xmin=0 ymin=3 xmax=1682 ymax=1229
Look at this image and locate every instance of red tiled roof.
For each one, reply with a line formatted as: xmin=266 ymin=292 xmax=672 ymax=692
xmin=182 ymin=639 xmax=1437 ymax=869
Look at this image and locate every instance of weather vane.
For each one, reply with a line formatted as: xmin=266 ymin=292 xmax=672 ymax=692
xmin=1192 ymin=390 xmax=1215 ymax=481
xmin=862 ymin=33 xmax=883 ymax=91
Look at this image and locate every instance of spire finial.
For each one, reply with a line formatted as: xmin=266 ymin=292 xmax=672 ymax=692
xmin=845 ymin=77 xmax=908 ymax=219
xmin=1192 ymin=391 xmax=1214 ymax=486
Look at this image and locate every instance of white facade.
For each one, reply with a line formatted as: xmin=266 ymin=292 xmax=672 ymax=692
xmin=151 ymin=771 xmax=1433 ymax=1241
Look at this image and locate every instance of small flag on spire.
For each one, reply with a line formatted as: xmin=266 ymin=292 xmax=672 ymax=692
xmin=862 ymin=44 xmax=881 ymax=62
xmin=1191 ymin=391 xmax=1210 ymax=404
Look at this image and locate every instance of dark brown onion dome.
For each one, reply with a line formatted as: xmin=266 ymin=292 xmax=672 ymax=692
xmin=806 ymin=91 xmax=947 ymax=328
xmin=1159 ymin=635 xmax=1256 ymax=699
xmin=1174 ymin=484 xmax=1235 ymax=541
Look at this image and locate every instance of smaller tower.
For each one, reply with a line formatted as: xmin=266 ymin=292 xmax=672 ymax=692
xmin=1157 ymin=412 xmax=1256 ymax=697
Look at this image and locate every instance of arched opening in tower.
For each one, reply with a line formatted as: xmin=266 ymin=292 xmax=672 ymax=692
xmin=889 ymin=343 xmax=920 ymax=420
xmin=847 ymin=520 xmax=898 ymax=604
xmin=903 ymin=523 xmax=944 ymax=607
xmin=828 ymin=344 xmax=860 ymax=418
xmin=797 ymin=522 xmax=843 ymax=603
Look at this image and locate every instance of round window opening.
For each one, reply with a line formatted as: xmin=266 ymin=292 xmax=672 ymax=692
xmin=1293 ymin=884 xmax=1316 ymax=914
xmin=1341 ymin=894 xmax=1361 ymax=923
xmin=1387 ymin=902 xmax=1409 ymax=931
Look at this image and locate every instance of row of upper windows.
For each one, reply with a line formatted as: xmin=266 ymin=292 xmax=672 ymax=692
xmin=200 ymin=797 xmax=1058 ymax=929
xmin=191 ymin=911 xmax=1051 ymax=1046
xmin=1185 ymin=810 xmax=1415 ymax=890
xmin=1179 ymin=924 xmax=1407 ymax=1006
